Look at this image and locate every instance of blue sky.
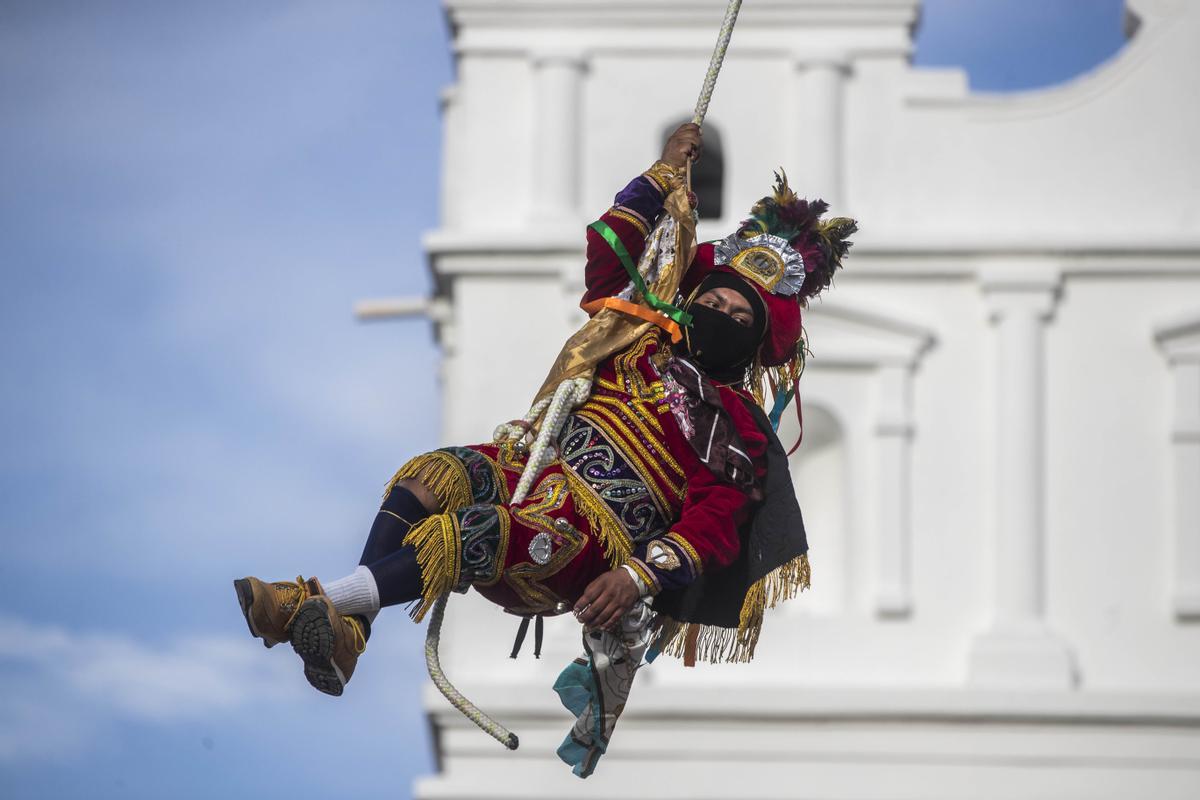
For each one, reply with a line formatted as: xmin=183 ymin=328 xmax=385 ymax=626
xmin=0 ymin=1 xmax=1126 ymax=797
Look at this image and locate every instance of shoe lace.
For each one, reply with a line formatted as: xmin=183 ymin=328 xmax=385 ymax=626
xmin=343 ymin=614 xmax=367 ymax=655
xmin=280 ymin=576 xmax=310 ymax=630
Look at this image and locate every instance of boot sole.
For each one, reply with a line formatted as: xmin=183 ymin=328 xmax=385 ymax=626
xmin=233 ymin=578 xmax=276 ymax=649
xmin=290 ymin=597 xmax=347 ymax=697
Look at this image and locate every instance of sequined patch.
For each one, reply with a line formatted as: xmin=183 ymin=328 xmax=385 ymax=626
xmin=453 ymin=503 xmax=508 ymax=587
xmin=646 ymin=539 xmax=681 ymax=571
xmin=557 ymin=415 xmax=669 ymax=544
xmin=528 ymin=531 xmax=553 ymax=565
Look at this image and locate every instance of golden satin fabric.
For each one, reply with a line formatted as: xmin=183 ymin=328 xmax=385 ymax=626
xmin=530 ymin=186 xmax=698 ymax=420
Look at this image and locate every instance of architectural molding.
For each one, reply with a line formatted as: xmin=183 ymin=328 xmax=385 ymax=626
xmin=805 ymin=301 xmax=934 ymax=616
xmin=789 ymin=56 xmax=848 ymax=208
xmin=1155 ymin=310 xmax=1200 ymax=620
xmin=803 ymin=300 xmax=934 ymax=368
xmin=424 ymin=682 xmax=1200 ymax=725
xmin=969 ymin=267 xmax=1077 ymax=688
xmin=423 ymin=232 xmax=1200 ymax=277
xmin=528 ymin=49 xmax=587 ymax=68
xmin=529 ymin=50 xmax=586 ymax=225
xmin=419 ymin=685 xmax=1200 ymax=799
xmin=446 ymin=0 xmax=921 ymax=30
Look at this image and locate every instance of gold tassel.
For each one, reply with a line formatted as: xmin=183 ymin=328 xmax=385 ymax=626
xmin=739 ymin=553 xmax=811 ymax=629
xmin=384 ymin=452 xmax=473 ymax=513
xmin=748 ymin=356 xmax=766 ymax=408
xmin=653 ymin=553 xmax=812 ymax=665
xmin=563 ymin=470 xmax=633 ymax=568
xmin=401 ymin=515 xmax=460 ymax=622
xmin=654 ymin=618 xmax=759 ymax=664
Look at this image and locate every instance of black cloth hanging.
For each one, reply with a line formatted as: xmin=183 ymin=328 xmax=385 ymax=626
xmin=652 ymin=399 xmax=808 ymax=656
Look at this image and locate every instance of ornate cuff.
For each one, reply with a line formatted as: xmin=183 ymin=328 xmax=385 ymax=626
xmin=663 ymin=531 xmax=703 ymax=576
xmin=621 ymin=560 xmax=658 ymax=597
xmin=642 ymin=161 xmax=687 ymax=195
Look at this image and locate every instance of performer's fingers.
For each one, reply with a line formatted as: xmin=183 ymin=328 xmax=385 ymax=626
xmin=598 ymin=605 xmax=624 ymax=631
xmin=574 ymin=581 xmax=602 ymax=614
xmin=582 ymin=596 xmax=614 ymax=628
xmin=575 ymin=594 xmax=600 ymax=625
xmin=575 ymin=600 xmax=598 ymax=626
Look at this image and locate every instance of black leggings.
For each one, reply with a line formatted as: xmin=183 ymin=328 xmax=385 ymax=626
xmin=359 ymin=486 xmax=428 ymax=608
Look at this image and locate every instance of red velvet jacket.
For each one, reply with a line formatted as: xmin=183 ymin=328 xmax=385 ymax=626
xmin=577 ymin=175 xmax=768 ymax=595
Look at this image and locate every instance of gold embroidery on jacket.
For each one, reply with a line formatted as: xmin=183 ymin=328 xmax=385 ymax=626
xmin=503 ymin=473 xmax=582 ymax=614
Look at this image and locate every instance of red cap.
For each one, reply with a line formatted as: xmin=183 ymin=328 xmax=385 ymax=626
xmin=683 ymin=242 xmax=802 ymax=368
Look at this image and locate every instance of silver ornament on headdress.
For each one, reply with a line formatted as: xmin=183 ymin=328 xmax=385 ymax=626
xmin=712 ymin=232 xmax=806 ymax=297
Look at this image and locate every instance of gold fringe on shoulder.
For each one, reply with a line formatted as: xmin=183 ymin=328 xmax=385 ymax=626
xmin=385 ymin=452 xmax=473 ymax=513
xmin=562 ymin=469 xmax=633 ymax=569
xmin=401 ymin=514 xmax=460 ymax=622
xmin=654 ymin=553 xmax=811 ymax=665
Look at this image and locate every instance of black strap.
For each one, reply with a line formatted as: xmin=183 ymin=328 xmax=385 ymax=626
xmin=509 ymin=615 xmax=532 ymax=659
xmin=509 ymin=614 xmax=546 ymax=659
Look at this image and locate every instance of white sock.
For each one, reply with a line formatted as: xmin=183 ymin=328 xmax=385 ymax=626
xmin=323 ymin=565 xmax=380 ymax=618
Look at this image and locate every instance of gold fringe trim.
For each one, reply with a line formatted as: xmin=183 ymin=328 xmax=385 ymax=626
xmin=384 ymin=452 xmax=472 ymax=513
xmin=401 ymin=514 xmax=460 ymax=622
xmin=746 ymin=333 xmax=809 ymax=416
xmin=562 ymin=469 xmax=633 ymax=569
xmin=654 ymin=553 xmax=811 ymax=665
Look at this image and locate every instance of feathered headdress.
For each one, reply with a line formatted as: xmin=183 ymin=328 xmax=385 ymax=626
xmin=737 ymin=170 xmax=857 ymax=304
xmin=682 ymin=170 xmax=858 ymax=443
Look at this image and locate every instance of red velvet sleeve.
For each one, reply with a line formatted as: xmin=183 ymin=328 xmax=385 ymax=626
xmin=581 ymin=175 xmax=668 ymax=307
xmin=625 ymin=390 xmax=769 ymax=595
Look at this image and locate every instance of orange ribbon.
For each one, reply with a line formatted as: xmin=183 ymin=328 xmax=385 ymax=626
xmin=580 ymin=297 xmax=684 ymax=343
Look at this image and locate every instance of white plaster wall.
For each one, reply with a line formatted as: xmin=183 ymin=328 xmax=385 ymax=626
xmin=1046 ymin=275 xmax=1200 ymax=691
xmin=847 ymin=8 xmax=1200 ymax=244
xmin=443 ymin=56 xmax=536 ymax=230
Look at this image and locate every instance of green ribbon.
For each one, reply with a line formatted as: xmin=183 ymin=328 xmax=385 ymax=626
xmin=588 ymin=221 xmax=692 ymax=327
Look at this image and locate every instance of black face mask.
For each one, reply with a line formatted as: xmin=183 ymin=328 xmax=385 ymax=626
xmin=681 ymin=302 xmax=762 ymax=383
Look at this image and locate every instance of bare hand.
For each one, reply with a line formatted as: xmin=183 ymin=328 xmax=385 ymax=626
xmin=574 ymin=568 xmax=640 ymax=631
xmin=661 ymin=123 xmax=703 ymax=169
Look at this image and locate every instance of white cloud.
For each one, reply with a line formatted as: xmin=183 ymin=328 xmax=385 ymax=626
xmin=0 ymin=613 xmax=306 ymax=761
xmin=0 ymin=693 xmax=97 ymax=764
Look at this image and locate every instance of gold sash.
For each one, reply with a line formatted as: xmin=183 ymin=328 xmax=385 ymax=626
xmin=529 ymin=186 xmax=697 ymax=421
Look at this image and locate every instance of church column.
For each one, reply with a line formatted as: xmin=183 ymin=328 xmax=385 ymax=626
xmin=530 ymin=50 xmax=586 ymax=225
xmin=968 ymin=265 xmax=1077 ymax=689
xmin=1168 ymin=359 xmax=1200 ymax=618
xmin=875 ymin=363 xmax=915 ymax=617
xmin=438 ymin=84 xmax=463 ymax=230
xmin=1154 ymin=314 xmax=1200 ymax=619
xmin=790 ymin=56 xmax=848 ymax=209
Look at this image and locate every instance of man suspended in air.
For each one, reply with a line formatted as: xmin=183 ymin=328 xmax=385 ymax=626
xmin=235 ymin=122 xmax=856 ymax=777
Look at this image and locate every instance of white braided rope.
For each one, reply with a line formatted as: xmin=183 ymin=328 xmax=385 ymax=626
xmin=492 ymin=395 xmax=552 ymax=445
xmin=692 ymin=0 xmax=743 ymax=126
xmin=425 ymin=592 xmax=519 ymax=750
xmin=510 ymin=377 xmax=591 ymax=505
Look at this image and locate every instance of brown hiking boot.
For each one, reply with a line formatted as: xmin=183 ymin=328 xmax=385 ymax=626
xmin=233 ymin=576 xmax=309 ymax=648
xmin=289 ymin=579 xmax=367 ymax=696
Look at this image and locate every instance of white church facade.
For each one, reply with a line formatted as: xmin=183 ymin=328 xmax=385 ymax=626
xmin=375 ymin=1 xmax=1200 ymax=796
